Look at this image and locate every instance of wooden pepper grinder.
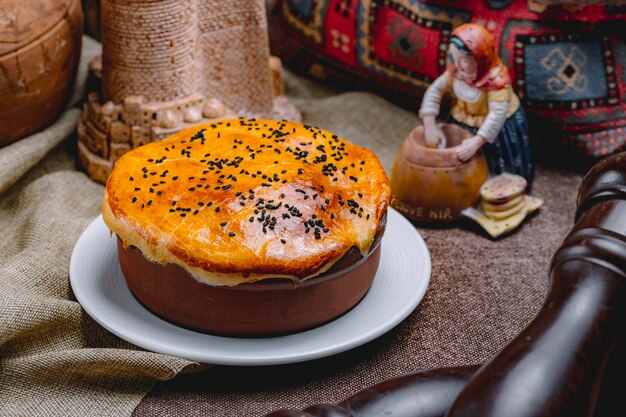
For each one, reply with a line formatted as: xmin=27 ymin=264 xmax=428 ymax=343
xmin=446 ymin=152 xmax=626 ymax=417
xmin=264 ymin=152 xmax=626 ymax=417
xmin=265 ymin=366 xmax=477 ymax=417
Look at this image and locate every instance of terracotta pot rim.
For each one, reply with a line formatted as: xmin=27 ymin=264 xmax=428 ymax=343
xmin=394 ymin=157 xmax=476 ymax=170
xmin=0 ymin=0 xmax=81 ymax=58
xmin=402 ymin=124 xmax=476 ymax=168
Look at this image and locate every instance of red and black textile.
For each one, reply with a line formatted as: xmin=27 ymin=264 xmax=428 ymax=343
xmin=269 ymin=0 xmax=626 ymax=159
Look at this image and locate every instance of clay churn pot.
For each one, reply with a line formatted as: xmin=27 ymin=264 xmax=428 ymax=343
xmin=0 ymin=0 xmax=83 ymax=148
xmin=391 ymin=123 xmax=488 ymax=223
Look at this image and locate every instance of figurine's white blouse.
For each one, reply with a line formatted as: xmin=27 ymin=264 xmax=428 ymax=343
xmin=452 ymin=79 xmax=481 ymax=103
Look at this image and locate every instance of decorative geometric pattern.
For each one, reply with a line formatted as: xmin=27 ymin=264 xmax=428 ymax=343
xmin=562 ymin=122 xmax=626 ymax=157
xmin=289 ymin=0 xmax=316 ymax=18
xmin=282 ymin=0 xmax=329 ymax=44
xmin=515 ymin=35 xmax=616 ymax=109
xmin=356 ymin=0 xmax=469 ymax=86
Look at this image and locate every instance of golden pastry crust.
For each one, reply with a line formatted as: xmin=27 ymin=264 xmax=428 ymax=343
xmin=102 ymin=119 xmax=392 ymax=286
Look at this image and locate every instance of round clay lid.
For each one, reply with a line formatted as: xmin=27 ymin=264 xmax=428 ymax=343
xmin=0 ymin=0 xmax=74 ymax=56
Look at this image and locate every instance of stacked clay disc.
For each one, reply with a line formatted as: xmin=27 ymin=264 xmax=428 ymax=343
xmin=462 ymin=173 xmax=542 ymax=238
xmin=480 ymin=174 xmax=528 ymax=219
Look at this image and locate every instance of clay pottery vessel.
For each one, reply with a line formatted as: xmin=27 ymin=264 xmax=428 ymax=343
xmin=391 ymin=123 xmax=488 ymax=223
xmin=117 ymin=214 xmax=386 ymax=336
xmin=0 ymin=0 xmax=83 ymax=147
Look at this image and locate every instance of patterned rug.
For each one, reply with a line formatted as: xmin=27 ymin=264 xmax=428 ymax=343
xmin=270 ymin=0 xmax=626 ymax=159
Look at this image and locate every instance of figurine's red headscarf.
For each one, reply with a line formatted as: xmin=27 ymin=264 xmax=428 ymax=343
xmin=449 ymin=23 xmax=510 ymax=90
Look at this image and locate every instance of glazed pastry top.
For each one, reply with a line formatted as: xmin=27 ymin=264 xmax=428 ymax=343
xmin=102 ymin=118 xmax=392 ymax=286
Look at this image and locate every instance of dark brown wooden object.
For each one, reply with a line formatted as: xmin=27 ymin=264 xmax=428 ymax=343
xmin=264 ymin=152 xmax=626 ymax=417
xmin=0 ymin=0 xmax=83 ymax=147
xmin=265 ymin=366 xmax=477 ymax=417
xmin=446 ymin=152 xmax=626 ymax=417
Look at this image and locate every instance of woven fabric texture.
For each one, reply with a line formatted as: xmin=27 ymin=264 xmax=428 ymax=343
xmin=0 ymin=37 xmax=197 ymax=417
xmin=1 ymin=35 xmax=583 ymax=417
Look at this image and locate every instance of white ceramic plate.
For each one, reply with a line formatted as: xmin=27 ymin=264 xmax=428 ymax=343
xmin=69 ymin=208 xmax=431 ymax=366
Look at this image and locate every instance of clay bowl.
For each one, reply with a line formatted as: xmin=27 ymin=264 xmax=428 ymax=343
xmin=0 ymin=0 xmax=83 ymax=147
xmin=391 ymin=123 xmax=488 ymax=223
xmin=117 ymin=214 xmax=386 ymax=336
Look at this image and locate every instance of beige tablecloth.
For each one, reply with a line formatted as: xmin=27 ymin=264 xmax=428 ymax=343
xmin=0 ymin=36 xmax=583 ymax=416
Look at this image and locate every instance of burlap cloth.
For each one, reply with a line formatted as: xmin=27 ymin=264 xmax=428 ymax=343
xmin=0 ymin=36 xmax=583 ymax=417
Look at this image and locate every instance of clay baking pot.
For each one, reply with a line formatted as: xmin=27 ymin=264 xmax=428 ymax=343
xmin=0 ymin=0 xmax=83 ymax=147
xmin=117 ymin=215 xmax=386 ymax=336
xmin=391 ymin=124 xmax=488 ymax=223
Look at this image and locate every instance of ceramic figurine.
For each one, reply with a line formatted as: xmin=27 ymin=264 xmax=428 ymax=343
xmin=420 ymin=23 xmax=534 ymax=186
xmin=391 ymin=23 xmax=539 ymax=227
xmin=78 ymin=0 xmax=300 ymax=184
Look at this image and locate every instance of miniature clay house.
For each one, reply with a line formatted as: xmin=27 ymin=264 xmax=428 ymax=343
xmin=79 ymin=0 xmax=300 ymax=183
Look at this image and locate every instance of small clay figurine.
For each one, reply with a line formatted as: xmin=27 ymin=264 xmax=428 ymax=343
xmin=419 ymin=23 xmax=534 ymax=186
